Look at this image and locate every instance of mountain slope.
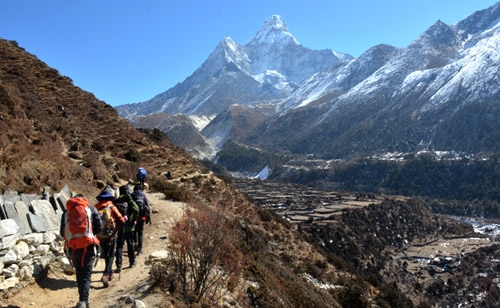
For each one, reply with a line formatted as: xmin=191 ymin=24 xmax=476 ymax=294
xmin=248 ymin=2 xmax=500 ymax=158
xmin=276 ymin=44 xmax=400 ymax=111
xmin=127 ymin=112 xmax=214 ymax=159
xmin=201 ymin=103 xmax=275 ymax=153
xmin=0 ymin=39 xmax=181 ymax=194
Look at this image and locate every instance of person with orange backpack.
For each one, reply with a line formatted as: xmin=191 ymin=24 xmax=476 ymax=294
xmin=60 ymin=194 xmax=102 ymax=308
xmin=94 ymin=186 xmax=125 ymax=288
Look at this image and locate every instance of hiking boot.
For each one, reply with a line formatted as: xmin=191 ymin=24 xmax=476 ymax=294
xmin=114 ymin=266 xmax=121 ymax=273
xmin=136 ymin=250 xmax=143 ymax=256
xmin=75 ymin=301 xmax=88 ymax=308
xmin=101 ymin=275 xmax=109 ymax=288
xmin=130 ymin=260 xmax=137 ymax=268
xmin=108 ymin=273 xmax=115 ymax=281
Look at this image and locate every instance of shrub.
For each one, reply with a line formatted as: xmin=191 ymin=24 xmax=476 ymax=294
xmin=124 ymin=148 xmax=142 ymax=162
xmin=335 ymin=277 xmax=368 ymax=308
xmin=149 ymin=175 xmax=191 ymax=202
xmin=163 ymin=204 xmax=242 ymax=304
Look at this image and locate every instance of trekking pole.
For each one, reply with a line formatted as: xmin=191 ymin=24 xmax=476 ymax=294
xmin=119 ymin=229 xmax=124 ymax=281
xmin=94 ymin=245 xmax=100 ymax=268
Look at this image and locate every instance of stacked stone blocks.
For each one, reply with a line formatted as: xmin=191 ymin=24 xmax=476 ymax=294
xmin=0 ymin=185 xmax=71 ymax=291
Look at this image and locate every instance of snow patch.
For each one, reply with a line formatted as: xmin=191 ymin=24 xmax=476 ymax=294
xmin=188 ymin=114 xmax=216 ymax=131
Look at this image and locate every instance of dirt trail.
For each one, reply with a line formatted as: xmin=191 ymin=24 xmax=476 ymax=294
xmin=3 ymin=191 xmax=185 ymax=308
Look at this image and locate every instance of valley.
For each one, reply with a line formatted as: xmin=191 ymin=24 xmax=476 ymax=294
xmin=232 ymin=177 xmax=500 ymax=307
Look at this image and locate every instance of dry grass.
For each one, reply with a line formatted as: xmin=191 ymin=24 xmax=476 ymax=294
xmin=0 ymin=39 xmax=203 ymax=196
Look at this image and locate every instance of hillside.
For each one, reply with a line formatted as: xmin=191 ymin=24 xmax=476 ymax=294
xmin=0 ymin=38 xmax=341 ymax=307
xmin=1 ymin=38 xmax=500 ymax=308
xmin=0 ymin=39 xmax=198 ymax=197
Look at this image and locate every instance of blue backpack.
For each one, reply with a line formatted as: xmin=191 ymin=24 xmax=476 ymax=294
xmin=137 ymin=167 xmax=147 ymax=180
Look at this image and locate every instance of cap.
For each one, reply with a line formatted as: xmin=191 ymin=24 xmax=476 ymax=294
xmin=96 ymin=186 xmax=116 ymax=201
xmin=119 ymin=185 xmax=130 ymax=195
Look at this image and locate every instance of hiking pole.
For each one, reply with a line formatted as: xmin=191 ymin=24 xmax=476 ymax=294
xmin=119 ymin=229 xmax=124 ymax=281
xmin=94 ymin=245 xmax=100 ymax=268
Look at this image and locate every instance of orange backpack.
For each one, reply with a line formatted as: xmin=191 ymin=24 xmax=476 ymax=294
xmin=64 ymin=197 xmax=99 ymax=249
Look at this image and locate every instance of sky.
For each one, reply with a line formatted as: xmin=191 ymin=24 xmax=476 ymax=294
xmin=1 ymin=0 xmax=499 ymax=107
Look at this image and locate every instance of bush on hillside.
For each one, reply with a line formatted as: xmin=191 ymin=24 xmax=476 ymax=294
xmin=149 ymin=175 xmax=191 ymax=202
xmin=152 ymin=204 xmax=242 ymax=305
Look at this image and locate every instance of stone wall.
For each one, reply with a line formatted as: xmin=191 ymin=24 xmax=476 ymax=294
xmin=0 ymin=185 xmax=71 ymax=292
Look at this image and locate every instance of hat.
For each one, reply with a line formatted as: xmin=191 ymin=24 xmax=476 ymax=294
xmin=96 ymin=186 xmax=116 ymax=201
xmin=119 ymin=185 xmax=130 ymax=195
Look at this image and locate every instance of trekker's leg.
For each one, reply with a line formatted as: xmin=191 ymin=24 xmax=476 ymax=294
xmin=125 ymin=231 xmax=136 ymax=267
xmin=115 ymin=230 xmax=124 ymax=272
xmin=136 ymin=220 xmax=145 ymax=254
xmin=101 ymin=241 xmax=110 ymax=275
xmin=133 ymin=229 xmax=138 ymax=251
xmin=71 ymin=249 xmax=84 ymax=301
xmin=72 ymin=246 xmax=96 ymax=304
xmin=104 ymin=239 xmax=116 ymax=276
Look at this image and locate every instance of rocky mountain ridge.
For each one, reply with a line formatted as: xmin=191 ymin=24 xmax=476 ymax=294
xmin=117 ymin=2 xmax=500 ymax=173
xmin=250 ymin=2 xmax=500 ymax=159
xmin=117 ymin=15 xmax=351 ymax=119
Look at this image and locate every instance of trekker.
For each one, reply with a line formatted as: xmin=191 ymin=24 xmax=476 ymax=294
xmin=114 ymin=185 xmax=139 ymax=272
xmin=60 ymin=194 xmax=102 ymax=308
xmin=136 ymin=167 xmax=147 ymax=190
xmin=94 ymin=186 xmax=125 ymax=287
xmin=132 ymin=184 xmax=151 ymax=255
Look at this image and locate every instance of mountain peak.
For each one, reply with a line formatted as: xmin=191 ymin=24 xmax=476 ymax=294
xmin=410 ymin=19 xmax=460 ymax=50
xmin=264 ymin=15 xmax=288 ymax=31
xmin=247 ymin=15 xmax=299 ymax=46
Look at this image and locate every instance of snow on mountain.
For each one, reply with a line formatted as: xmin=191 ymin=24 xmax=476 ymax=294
xmin=189 ymin=114 xmax=216 ymax=131
xmin=313 ymin=19 xmax=465 ymax=122
xmin=277 ymin=44 xmax=399 ymax=111
xmin=415 ymin=29 xmax=500 ymax=115
xmin=247 ymin=15 xmax=299 ymax=46
xmin=118 ymin=3 xmax=500 ymax=162
xmin=245 ymin=15 xmax=353 ymax=85
xmin=116 ymin=14 xmax=352 ymax=120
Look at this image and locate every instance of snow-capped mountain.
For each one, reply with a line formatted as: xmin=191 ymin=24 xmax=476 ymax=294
xmin=116 ymin=15 xmax=352 ymax=119
xmin=247 ymin=2 xmax=500 ymax=158
xmin=117 ymin=2 xmax=500 ymax=163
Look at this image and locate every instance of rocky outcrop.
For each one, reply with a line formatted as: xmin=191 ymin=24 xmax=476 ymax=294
xmin=0 ymin=186 xmax=71 ymax=292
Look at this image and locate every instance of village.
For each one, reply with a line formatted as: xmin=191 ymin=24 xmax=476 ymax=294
xmin=232 ymin=178 xmax=384 ymax=224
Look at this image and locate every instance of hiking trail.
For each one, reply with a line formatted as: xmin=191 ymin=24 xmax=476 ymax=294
xmin=3 ymin=191 xmax=185 ymax=308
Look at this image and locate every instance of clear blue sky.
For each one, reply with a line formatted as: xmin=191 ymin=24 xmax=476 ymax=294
xmin=1 ymin=0 xmax=498 ymax=107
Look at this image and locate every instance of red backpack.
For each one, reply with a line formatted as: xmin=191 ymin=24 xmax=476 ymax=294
xmin=64 ymin=197 xmax=99 ymax=249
